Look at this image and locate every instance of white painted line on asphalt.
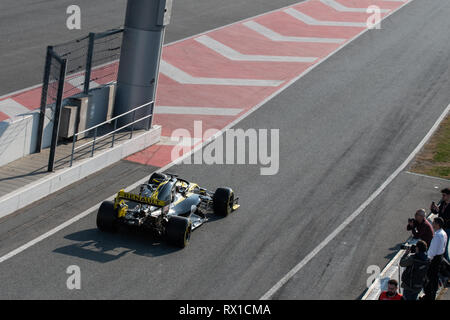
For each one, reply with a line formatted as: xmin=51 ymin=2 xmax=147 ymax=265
xmin=243 ymin=21 xmax=346 ymax=44
xmin=155 ymin=106 xmax=243 ymax=116
xmin=320 ymin=0 xmax=390 ymax=13
xmin=404 ymin=171 xmax=450 ymax=183
xmin=194 ymin=35 xmax=318 ymax=63
xmin=284 ymin=8 xmax=367 ymax=27
xmin=0 ymin=99 xmax=31 ymax=118
xmin=260 ymin=102 xmax=450 ymax=300
xmin=159 ymin=60 xmax=284 ymax=87
xmin=0 ymin=0 xmax=415 ymax=270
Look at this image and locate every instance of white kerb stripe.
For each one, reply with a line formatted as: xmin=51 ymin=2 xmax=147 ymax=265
xmin=320 ymin=0 xmax=390 ymax=13
xmin=260 ymin=103 xmax=450 ymax=300
xmin=194 ymin=35 xmax=318 ymax=63
xmin=159 ymin=60 xmax=284 ymax=87
xmin=284 ymin=8 xmax=367 ymax=27
xmin=243 ymin=21 xmax=346 ymax=44
xmin=0 ymin=99 xmax=31 ymax=118
xmin=155 ymin=106 xmax=243 ymax=116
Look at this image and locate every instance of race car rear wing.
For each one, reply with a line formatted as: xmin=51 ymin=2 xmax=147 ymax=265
xmin=115 ymin=189 xmax=167 ymax=207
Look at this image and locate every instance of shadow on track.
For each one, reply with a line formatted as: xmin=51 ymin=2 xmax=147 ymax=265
xmin=52 ymin=215 xmax=224 ymax=263
xmin=53 ymin=227 xmax=180 ymax=263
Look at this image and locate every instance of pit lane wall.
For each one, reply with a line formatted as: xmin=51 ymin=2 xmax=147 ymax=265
xmin=0 ymin=107 xmax=53 ymax=166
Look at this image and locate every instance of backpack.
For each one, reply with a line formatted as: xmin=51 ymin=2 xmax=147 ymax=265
xmin=401 ymin=257 xmax=430 ymax=290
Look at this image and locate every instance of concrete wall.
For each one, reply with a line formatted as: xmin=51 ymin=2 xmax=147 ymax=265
xmin=0 ymin=107 xmax=53 ymax=166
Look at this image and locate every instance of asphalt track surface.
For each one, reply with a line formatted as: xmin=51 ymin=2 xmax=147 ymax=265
xmin=1 ymin=0 xmax=450 ymax=299
xmin=0 ymin=0 xmax=301 ymax=96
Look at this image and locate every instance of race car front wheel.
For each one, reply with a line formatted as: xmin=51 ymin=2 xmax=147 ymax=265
xmin=165 ymin=216 xmax=192 ymax=248
xmin=213 ymin=187 xmax=234 ymax=217
xmin=97 ymin=201 xmax=118 ymax=232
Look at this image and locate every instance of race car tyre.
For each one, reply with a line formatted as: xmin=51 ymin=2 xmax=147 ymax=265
xmin=97 ymin=201 xmax=118 ymax=232
xmin=213 ymin=187 xmax=234 ymax=217
xmin=166 ymin=216 xmax=192 ymax=248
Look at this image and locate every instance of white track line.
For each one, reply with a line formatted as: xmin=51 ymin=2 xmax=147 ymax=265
xmin=260 ymin=102 xmax=450 ymax=300
xmin=159 ymin=60 xmax=284 ymax=87
xmin=155 ymin=106 xmax=243 ymax=116
xmin=0 ymin=0 xmax=415 ymax=268
xmin=194 ymin=35 xmax=318 ymax=63
xmin=404 ymin=171 xmax=450 ymax=183
xmin=284 ymin=8 xmax=367 ymax=27
xmin=321 ymin=0 xmax=390 ymax=12
xmin=243 ymin=21 xmax=346 ymax=44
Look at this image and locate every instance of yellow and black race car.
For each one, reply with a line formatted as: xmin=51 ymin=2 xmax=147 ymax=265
xmin=96 ymin=172 xmax=239 ymax=248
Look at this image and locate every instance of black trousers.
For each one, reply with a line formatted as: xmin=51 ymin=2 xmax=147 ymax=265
xmin=423 ymin=255 xmax=443 ymax=300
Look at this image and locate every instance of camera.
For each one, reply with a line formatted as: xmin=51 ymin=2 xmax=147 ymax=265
xmin=401 ymin=243 xmax=416 ymax=253
xmin=408 ymin=218 xmax=415 ymax=224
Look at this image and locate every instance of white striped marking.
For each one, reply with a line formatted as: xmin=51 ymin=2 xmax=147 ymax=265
xmin=284 ymin=8 xmax=367 ymax=27
xmin=67 ymin=75 xmax=100 ymax=91
xmin=243 ymin=21 xmax=346 ymax=44
xmin=0 ymin=99 xmax=31 ymax=118
xmin=321 ymin=0 xmax=390 ymax=13
xmin=155 ymin=106 xmax=243 ymax=116
xmin=194 ymin=35 xmax=318 ymax=63
xmin=159 ymin=60 xmax=284 ymax=87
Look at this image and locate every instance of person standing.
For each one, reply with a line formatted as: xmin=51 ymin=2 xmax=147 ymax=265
xmin=431 ymin=188 xmax=450 ymax=261
xmin=422 ymin=217 xmax=448 ymax=300
xmin=400 ymin=240 xmax=430 ymax=300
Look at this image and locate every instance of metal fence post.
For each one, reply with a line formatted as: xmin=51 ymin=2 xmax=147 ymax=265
xmin=83 ymin=33 xmax=95 ymax=94
xmin=36 ymin=46 xmax=53 ymax=153
xmin=112 ymin=118 xmax=117 ymax=147
xmin=146 ymin=102 xmax=153 ymax=130
xmin=47 ymin=58 xmax=67 ymax=172
xmin=91 ymin=127 xmax=98 ymax=157
xmin=70 ymin=134 xmax=76 ymax=167
xmin=130 ymin=110 xmax=136 ymax=139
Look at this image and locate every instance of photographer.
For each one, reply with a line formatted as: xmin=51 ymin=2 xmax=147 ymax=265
xmin=400 ymin=240 xmax=430 ymax=300
xmin=406 ymin=209 xmax=434 ymax=248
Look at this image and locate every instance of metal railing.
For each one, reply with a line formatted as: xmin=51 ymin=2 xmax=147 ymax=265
xmin=69 ymin=101 xmax=154 ymax=167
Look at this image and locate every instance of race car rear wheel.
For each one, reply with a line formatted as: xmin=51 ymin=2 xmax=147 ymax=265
xmin=96 ymin=201 xmax=118 ymax=232
xmin=213 ymin=187 xmax=234 ymax=217
xmin=165 ymin=216 xmax=192 ymax=248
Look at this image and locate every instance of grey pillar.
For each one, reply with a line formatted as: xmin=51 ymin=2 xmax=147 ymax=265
xmin=114 ymin=0 xmax=173 ymax=129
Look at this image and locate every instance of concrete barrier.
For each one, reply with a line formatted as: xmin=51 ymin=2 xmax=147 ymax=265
xmin=0 ymin=107 xmax=53 ymax=167
xmin=0 ymin=125 xmax=161 ymax=219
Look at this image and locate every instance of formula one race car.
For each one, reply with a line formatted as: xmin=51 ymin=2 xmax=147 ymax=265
xmin=96 ymin=172 xmax=239 ymax=248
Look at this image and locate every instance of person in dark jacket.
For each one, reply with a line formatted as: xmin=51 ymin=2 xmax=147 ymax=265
xmin=406 ymin=209 xmax=434 ymax=248
xmin=400 ymin=240 xmax=430 ymax=300
xmin=430 ymin=188 xmax=450 ymax=260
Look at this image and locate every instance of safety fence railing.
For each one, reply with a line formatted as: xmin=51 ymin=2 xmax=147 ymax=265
xmin=38 ymin=28 xmax=124 ymax=172
xmin=69 ymin=101 xmax=154 ymax=167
